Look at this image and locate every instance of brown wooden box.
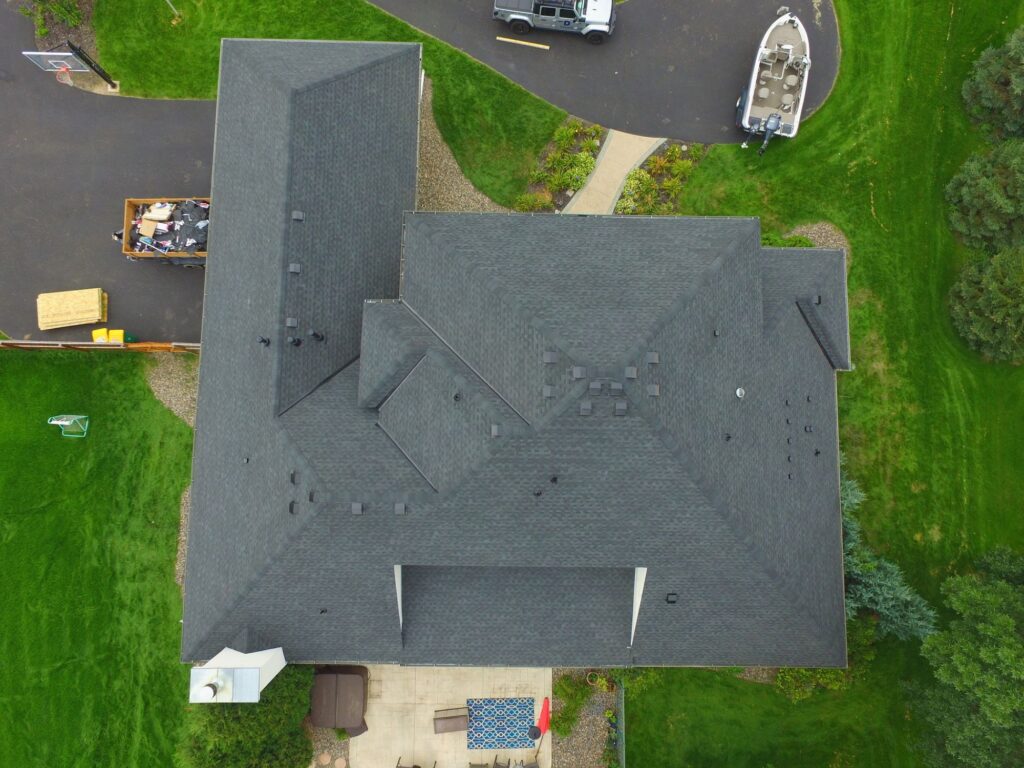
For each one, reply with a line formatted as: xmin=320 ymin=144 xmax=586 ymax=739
xmin=122 ymin=197 xmax=210 ymax=259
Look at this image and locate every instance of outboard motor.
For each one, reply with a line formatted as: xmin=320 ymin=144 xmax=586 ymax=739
xmin=758 ymin=113 xmax=782 ymax=155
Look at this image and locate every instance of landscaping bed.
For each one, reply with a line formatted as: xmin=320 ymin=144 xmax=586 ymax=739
xmin=515 ymin=119 xmax=606 ymax=212
xmin=550 ymin=670 xmax=618 ymax=768
xmin=613 ymin=141 xmax=709 ymax=215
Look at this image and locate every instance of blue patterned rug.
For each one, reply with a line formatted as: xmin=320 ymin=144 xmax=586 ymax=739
xmin=466 ymin=697 xmax=536 ymax=749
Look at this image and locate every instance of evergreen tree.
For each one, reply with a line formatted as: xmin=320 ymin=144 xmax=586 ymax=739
xmin=945 ymin=140 xmax=1024 ymax=253
xmin=962 ymin=26 xmax=1024 ymax=138
xmin=839 ymin=461 xmax=936 ymax=640
xmin=948 ymin=248 xmax=1024 ymax=363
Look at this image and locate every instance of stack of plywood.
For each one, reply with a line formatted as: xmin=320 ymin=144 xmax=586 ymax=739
xmin=36 ymin=288 xmax=108 ymax=331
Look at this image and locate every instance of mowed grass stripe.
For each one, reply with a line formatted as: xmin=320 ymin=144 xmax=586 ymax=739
xmin=0 ymin=352 xmax=192 ymax=765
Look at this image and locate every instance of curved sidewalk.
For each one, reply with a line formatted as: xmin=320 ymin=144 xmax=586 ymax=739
xmin=562 ymin=130 xmax=664 ymax=215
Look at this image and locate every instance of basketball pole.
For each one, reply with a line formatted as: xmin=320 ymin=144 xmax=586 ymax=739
xmin=66 ymin=40 xmax=117 ymax=90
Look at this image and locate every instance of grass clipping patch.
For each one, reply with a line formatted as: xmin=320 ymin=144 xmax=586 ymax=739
xmin=178 ymin=666 xmax=314 ymax=768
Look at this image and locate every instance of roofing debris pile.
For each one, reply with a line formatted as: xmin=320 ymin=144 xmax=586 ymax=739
xmin=128 ymin=199 xmax=210 ymax=255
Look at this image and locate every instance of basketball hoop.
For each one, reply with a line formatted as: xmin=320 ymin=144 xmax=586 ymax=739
xmin=54 ymin=65 xmax=73 ymax=86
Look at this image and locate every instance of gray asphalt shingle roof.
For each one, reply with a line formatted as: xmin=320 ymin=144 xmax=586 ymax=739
xmin=183 ymin=40 xmax=851 ymax=668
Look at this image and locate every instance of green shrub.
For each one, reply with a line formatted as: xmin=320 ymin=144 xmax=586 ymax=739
xmin=962 ymin=26 xmax=1024 ymax=138
xmin=581 ymin=138 xmax=600 ymax=155
xmin=514 ymin=191 xmax=555 ymax=212
xmin=334 ymin=728 xmax=349 ymax=741
xmin=177 ymin=665 xmax=313 ymax=768
xmin=661 ymin=177 xmax=683 ymax=199
xmin=553 ymin=120 xmax=583 ymax=151
xmin=563 ymin=153 xmax=596 ymax=191
xmin=948 ymin=248 xmax=1024 ymax=363
xmin=761 ymin=232 xmax=815 ymax=248
xmin=550 ymin=674 xmax=594 ymax=737
xmin=774 ymin=666 xmax=847 ymax=703
xmin=17 ymin=0 xmax=81 ymax=34
xmin=614 ymin=168 xmax=658 ymax=214
xmin=945 ymin=140 xmax=1024 ymax=253
xmin=663 ymin=144 xmax=684 ymax=163
xmin=586 ymin=123 xmax=604 ymax=141
xmin=608 ymin=667 xmax=663 ymax=695
xmin=668 ymin=158 xmax=693 ymax=179
xmin=529 ymin=168 xmax=550 ymax=186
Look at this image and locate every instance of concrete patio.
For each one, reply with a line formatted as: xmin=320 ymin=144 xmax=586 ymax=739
xmin=349 ymin=665 xmax=552 ymax=768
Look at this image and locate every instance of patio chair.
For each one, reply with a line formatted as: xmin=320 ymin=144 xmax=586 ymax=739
xmin=493 ymin=757 xmax=511 ymax=768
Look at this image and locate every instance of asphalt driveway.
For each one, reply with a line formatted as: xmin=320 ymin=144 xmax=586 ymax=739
xmin=0 ymin=8 xmax=213 ymax=343
xmin=371 ymin=0 xmax=839 ymax=141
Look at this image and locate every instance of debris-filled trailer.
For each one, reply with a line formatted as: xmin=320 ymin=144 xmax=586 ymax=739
xmin=121 ymin=197 xmax=210 ymax=266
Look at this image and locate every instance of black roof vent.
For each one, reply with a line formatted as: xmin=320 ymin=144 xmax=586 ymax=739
xmin=257 ymin=336 xmax=270 ymax=346
xmin=287 ymin=336 xmax=302 ymax=347
xmin=647 ymin=384 xmax=661 ymax=397
xmin=288 ymin=262 xmax=301 ymax=274
xmin=589 ymin=380 xmax=602 ymax=393
xmin=291 ymin=210 xmax=305 ymax=221
xmin=289 ymin=470 xmax=297 ymax=484
xmin=666 ymin=593 xmax=678 ymax=604
xmin=610 ymin=381 xmax=624 ymax=393
xmin=624 ymin=366 xmax=638 ymax=379
xmin=288 ymin=501 xmax=297 ymax=515
xmin=308 ymin=490 xmax=316 ymax=503
xmin=543 ymin=385 xmax=554 ymax=398
xmin=351 ymin=502 xmax=363 ymax=515
xmin=490 ymin=423 xmax=501 ymax=438
xmin=579 ymin=399 xmax=593 ymax=416
xmin=614 ymin=401 xmax=628 ymax=416
xmin=394 ymin=502 xmax=406 ymax=515
xmin=543 ymin=350 xmax=559 ymax=364
xmin=285 ymin=317 xmax=298 ymax=328
xmin=572 ymin=366 xmax=587 ymax=380
xmin=645 ymin=351 xmax=660 ymax=365
xmin=308 ymin=329 xmax=325 ymax=341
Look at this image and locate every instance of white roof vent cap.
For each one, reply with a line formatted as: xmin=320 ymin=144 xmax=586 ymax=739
xmin=736 ymin=387 xmax=746 ymax=399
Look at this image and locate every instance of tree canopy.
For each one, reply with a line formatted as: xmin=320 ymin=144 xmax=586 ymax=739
xmin=945 ymin=140 xmax=1024 ymax=253
xmin=948 ymin=248 xmax=1024 ymax=363
xmin=962 ymin=26 xmax=1024 ymax=138
xmin=914 ymin=549 xmax=1024 ymax=768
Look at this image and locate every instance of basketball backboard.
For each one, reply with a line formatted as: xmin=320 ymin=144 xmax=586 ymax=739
xmin=22 ymin=51 xmax=90 ymax=72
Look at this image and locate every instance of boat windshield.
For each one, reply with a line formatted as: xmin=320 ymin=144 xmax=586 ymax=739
xmin=575 ymin=0 xmax=585 ymax=15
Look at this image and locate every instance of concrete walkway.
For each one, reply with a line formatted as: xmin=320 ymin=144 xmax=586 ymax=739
xmin=562 ymin=130 xmax=664 ymax=215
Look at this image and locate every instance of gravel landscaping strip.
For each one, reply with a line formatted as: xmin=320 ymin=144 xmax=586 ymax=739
xmin=307 ymin=722 xmax=350 ymax=768
xmin=146 ymin=352 xmax=198 ymax=428
xmin=551 ymin=669 xmax=616 ymax=768
xmin=417 ymin=77 xmax=507 ymax=213
xmin=788 ymin=221 xmax=851 ymax=255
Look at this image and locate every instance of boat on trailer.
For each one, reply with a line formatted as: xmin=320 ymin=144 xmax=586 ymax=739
xmin=736 ymin=11 xmax=811 ymax=155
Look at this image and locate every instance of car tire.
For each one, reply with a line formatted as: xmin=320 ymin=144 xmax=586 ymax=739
xmin=585 ymin=31 xmax=607 ymax=45
xmin=510 ymin=20 xmax=530 ymax=35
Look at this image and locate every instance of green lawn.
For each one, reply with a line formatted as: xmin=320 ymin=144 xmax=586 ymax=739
xmin=627 ymin=641 xmax=923 ymax=768
xmin=0 ymin=352 xmax=192 ymax=766
xmin=91 ymin=0 xmax=565 ymax=207
xmin=627 ymin=1 xmax=1024 ymax=766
